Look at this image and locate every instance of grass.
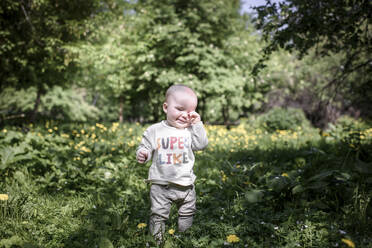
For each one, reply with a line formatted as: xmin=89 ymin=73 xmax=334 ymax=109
xmin=0 ymin=119 xmax=372 ymax=247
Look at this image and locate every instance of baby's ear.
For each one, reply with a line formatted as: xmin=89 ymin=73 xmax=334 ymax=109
xmin=162 ymin=102 xmax=168 ymax=113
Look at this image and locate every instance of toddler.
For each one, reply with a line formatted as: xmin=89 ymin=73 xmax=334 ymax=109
xmin=136 ymin=84 xmax=208 ymax=241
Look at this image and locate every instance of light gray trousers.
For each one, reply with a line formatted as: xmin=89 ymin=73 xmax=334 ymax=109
xmin=149 ymin=183 xmax=196 ymax=239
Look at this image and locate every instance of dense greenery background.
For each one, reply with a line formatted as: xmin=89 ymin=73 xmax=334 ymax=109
xmin=1 ymin=0 xmax=371 ymax=247
xmin=1 ymin=0 xmax=371 ymax=127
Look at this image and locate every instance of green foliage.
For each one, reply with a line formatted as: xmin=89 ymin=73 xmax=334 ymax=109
xmin=0 ymin=87 xmax=98 ymax=123
xmin=1 ymin=118 xmax=371 ymax=247
xmin=333 ymin=115 xmax=371 ymax=131
xmin=0 ymin=0 xmax=130 ymax=123
xmin=253 ymin=0 xmax=372 ymax=117
xmin=0 ymin=0 xmax=102 ymax=89
xmin=254 ymin=0 xmax=370 ymax=58
xmin=1 ymin=1 xmax=372 ymax=245
xmin=41 ymin=86 xmax=99 ymax=122
xmin=68 ymin=0 xmax=266 ymax=123
xmin=0 ymin=88 xmax=36 ymax=122
xmin=258 ymin=107 xmax=311 ymax=132
xmin=134 ymin=0 xmax=263 ymax=123
xmin=255 ymin=47 xmax=361 ymax=128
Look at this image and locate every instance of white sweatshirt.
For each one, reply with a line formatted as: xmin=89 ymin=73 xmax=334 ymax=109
xmin=136 ymin=121 xmax=208 ymax=186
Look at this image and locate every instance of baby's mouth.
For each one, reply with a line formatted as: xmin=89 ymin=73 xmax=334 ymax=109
xmin=177 ymin=118 xmax=189 ymax=124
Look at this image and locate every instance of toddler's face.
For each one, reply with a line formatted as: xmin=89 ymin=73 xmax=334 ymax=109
xmin=163 ymin=91 xmax=197 ymax=129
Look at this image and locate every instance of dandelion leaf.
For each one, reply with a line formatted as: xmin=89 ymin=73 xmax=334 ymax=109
xmin=98 ymin=237 xmax=114 ymax=248
xmin=307 ymin=170 xmax=335 ymax=182
xmin=0 ymin=235 xmax=24 ymax=248
xmin=365 ymin=177 xmax=372 ymax=184
xmin=306 ymin=181 xmax=330 ymax=189
xmin=245 ymin=189 xmax=264 ymax=203
xmin=292 ymin=185 xmax=305 ymax=194
xmin=355 ymin=160 xmax=372 ymax=174
xmin=14 ymin=171 xmax=26 ymax=185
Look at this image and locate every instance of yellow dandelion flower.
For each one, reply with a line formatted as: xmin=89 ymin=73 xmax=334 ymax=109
xmin=3 ymin=129 xmax=7 ymax=133
xmin=0 ymin=194 xmax=9 ymax=201
xmin=168 ymin=229 xmax=175 ymax=235
xmin=54 ymin=126 xmax=58 ymax=130
xmin=48 ymin=129 xmax=53 ymax=133
xmin=341 ymin=238 xmax=355 ymax=248
xmin=221 ymin=171 xmax=227 ymax=182
xmin=222 ymin=175 xmax=227 ymax=182
xmin=137 ymin=223 xmax=147 ymax=229
xmin=226 ymin=234 xmax=240 ymax=243
xmin=81 ymin=146 xmax=91 ymax=153
xmin=281 ymin=173 xmax=289 ymax=178
xmin=61 ymin=134 xmax=69 ymax=138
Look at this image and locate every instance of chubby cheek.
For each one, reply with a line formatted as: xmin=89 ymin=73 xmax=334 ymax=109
xmin=172 ymin=110 xmax=182 ymax=118
xmin=167 ymin=110 xmax=178 ymax=119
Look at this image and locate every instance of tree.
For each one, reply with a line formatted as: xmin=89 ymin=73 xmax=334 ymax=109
xmin=253 ymin=0 xmax=372 ymax=116
xmin=122 ymin=0 xmax=265 ymax=124
xmin=68 ymin=14 xmax=136 ymax=123
xmin=0 ymin=0 xmax=121 ymax=121
xmin=66 ymin=0 xmax=267 ymax=123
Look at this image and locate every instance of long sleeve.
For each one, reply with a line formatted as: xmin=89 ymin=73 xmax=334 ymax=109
xmin=136 ymin=127 xmax=154 ymax=163
xmin=189 ymin=122 xmax=208 ymax=151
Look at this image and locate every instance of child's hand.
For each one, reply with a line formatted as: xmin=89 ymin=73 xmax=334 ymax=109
xmin=188 ymin=111 xmax=201 ymax=125
xmin=137 ymin=149 xmax=148 ymax=163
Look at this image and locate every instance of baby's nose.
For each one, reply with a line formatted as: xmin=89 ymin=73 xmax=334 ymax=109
xmin=180 ymin=112 xmax=189 ymax=120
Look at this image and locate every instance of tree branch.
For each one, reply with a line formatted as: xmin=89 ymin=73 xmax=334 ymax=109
xmin=20 ymin=0 xmax=44 ymax=46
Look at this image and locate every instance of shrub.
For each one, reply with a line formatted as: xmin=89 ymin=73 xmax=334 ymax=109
xmin=258 ymin=107 xmax=311 ymax=132
xmin=0 ymin=86 xmax=98 ymax=123
xmin=333 ymin=115 xmax=369 ymax=131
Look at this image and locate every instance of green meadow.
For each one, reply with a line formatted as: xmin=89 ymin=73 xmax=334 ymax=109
xmin=1 ymin=117 xmax=371 ymax=247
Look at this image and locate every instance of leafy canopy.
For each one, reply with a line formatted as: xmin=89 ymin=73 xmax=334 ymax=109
xmin=0 ymin=0 xmax=120 ymax=91
xmin=253 ymin=0 xmax=372 ymax=105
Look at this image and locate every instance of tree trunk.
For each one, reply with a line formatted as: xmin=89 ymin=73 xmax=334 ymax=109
xmin=30 ymin=87 xmax=42 ymax=123
xmin=222 ymin=105 xmax=229 ymax=126
xmin=199 ymin=97 xmax=206 ymax=122
xmin=92 ymin=93 xmax=100 ymax=106
xmin=119 ymin=95 xmax=124 ymax=123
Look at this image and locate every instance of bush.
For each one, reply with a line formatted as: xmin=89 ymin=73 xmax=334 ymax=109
xmin=258 ymin=107 xmax=311 ymax=132
xmin=333 ymin=115 xmax=370 ymax=131
xmin=41 ymin=86 xmax=99 ymax=122
xmin=0 ymin=86 xmax=99 ymax=123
